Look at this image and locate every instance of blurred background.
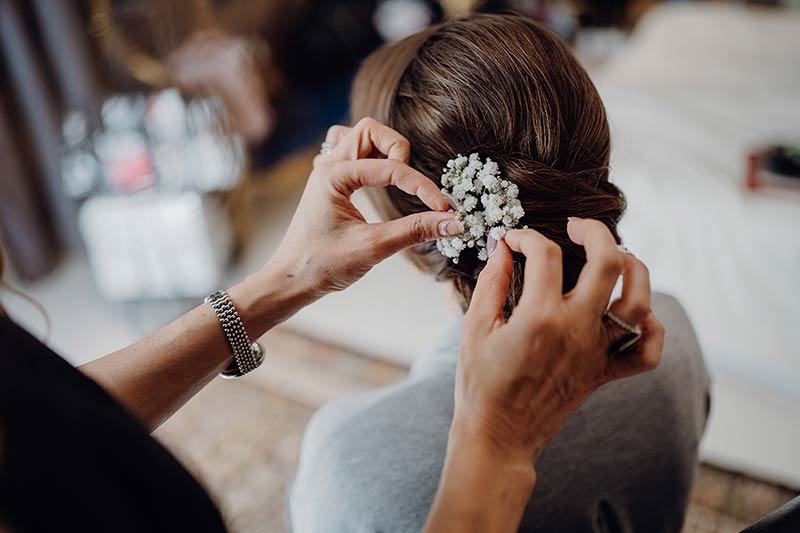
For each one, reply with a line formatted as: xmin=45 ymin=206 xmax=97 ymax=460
xmin=1 ymin=0 xmax=798 ymax=531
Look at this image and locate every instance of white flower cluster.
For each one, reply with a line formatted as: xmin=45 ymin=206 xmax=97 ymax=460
xmin=436 ymin=153 xmax=525 ymax=263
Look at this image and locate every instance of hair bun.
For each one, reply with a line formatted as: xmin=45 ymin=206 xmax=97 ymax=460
xmin=351 ymin=14 xmax=625 ymax=313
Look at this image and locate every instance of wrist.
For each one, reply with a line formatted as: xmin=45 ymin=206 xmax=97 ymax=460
xmin=425 ymin=418 xmax=537 ymax=533
xmin=449 ymin=403 xmax=547 ymax=466
xmin=448 ymin=414 xmax=541 ymax=475
xmin=225 ymin=262 xmax=317 ymax=339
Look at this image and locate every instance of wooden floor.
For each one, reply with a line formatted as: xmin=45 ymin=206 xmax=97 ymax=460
xmin=154 ymin=328 xmax=797 ymax=533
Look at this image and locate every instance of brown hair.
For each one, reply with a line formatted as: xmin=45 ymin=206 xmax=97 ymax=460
xmin=351 ymin=14 xmax=625 ymax=312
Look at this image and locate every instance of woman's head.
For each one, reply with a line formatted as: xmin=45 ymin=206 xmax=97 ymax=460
xmin=350 ymin=14 xmax=624 ymax=312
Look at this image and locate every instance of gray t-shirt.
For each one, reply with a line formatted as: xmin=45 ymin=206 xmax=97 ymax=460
xmin=289 ymin=293 xmax=710 ymax=532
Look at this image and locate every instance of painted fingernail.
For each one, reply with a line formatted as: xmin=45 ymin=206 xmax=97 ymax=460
xmin=487 ymin=235 xmax=498 ymax=257
xmin=439 ymin=220 xmax=465 ymax=237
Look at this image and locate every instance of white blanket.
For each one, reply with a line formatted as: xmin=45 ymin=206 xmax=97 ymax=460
xmin=597 ymin=4 xmax=800 ymax=401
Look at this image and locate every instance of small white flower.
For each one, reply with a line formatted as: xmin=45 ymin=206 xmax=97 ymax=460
xmin=489 ymin=226 xmax=507 ymax=240
xmin=463 ymin=195 xmax=478 ymax=211
xmin=436 ymin=153 xmax=526 ymax=263
xmin=479 ymin=173 xmax=499 ymax=190
xmin=469 ymin=224 xmax=485 ymax=239
xmin=485 ymin=205 xmax=503 ymax=225
xmin=464 ymin=212 xmax=484 ymax=227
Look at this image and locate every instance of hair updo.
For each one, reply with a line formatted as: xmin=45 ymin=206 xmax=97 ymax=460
xmin=350 ymin=14 xmax=625 ymax=312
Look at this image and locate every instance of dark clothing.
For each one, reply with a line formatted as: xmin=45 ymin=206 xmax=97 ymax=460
xmin=0 ymin=317 xmax=226 ymax=533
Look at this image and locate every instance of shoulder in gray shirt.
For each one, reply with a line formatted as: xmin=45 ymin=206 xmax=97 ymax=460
xmin=289 ymin=293 xmax=710 ymax=533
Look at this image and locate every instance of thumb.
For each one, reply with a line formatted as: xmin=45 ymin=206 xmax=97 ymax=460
xmin=465 ymin=237 xmax=514 ymax=328
xmin=367 ymin=212 xmax=464 ymax=261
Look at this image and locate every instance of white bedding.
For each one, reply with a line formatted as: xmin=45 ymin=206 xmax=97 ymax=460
xmin=594 ymin=4 xmax=800 ymax=486
xmin=596 ymin=4 xmax=800 ymax=400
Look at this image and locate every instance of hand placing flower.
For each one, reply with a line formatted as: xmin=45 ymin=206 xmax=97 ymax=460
xmin=454 ymin=220 xmax=663 ymax=460
xmin=263 ymin=118 xmax=463 ymax=300
xmin=426 ymin=219 xmax=663 ymax=532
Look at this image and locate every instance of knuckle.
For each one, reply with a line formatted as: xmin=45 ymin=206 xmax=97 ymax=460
xmin=642 ymin=350 xmax=661 ymax=371
xmin=540 ymin=240 xmax=562 ymax=261
xmin=385 ymin=157 xmax=403 ymax=170
xmin=653 ymin=317 xmax=666 ymax=339
xmin=629 ymin=301 xmax=650 ymax=321
xmin=405 ymin=216 xmax=430 ymax=242
xmin=585 ymin=218 xmax=608 ymax=233
xmin=357 ymin=116 xmax=376 ymax=129
xmin=477 ymin=267 xmax=503 ymax=289
xmin=636 ymin=258 xmax=650 ymax=277
xmin=529 ymin=310 xmax=560 ymax=336
xmin=385 ymin=159 xmax=406 ymax=183
xmin=599 ymin=251 xmax=624 ymax=277
xmin=327 ymin=124 xmax=345 ymax=137
xmin=617 ymin=300 xmax=649 ymax=324
xmin=394 ymin=137 xmax=411 ymax=154
xmin=514 ymin=232 xmax=538 ymax=253
xmin=520 ymin=234 xmax=553 ymax=259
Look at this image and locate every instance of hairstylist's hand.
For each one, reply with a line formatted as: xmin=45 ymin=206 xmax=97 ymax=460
xmin=425 ymin=218 xmax=664 ymax=533
xmin=265 ymin=118 xmax=461 ymax=298
xmin=457 ymin=218 xmax=663 ymax=459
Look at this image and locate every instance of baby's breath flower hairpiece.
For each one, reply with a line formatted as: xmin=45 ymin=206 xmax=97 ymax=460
xmin=436 ymin=153 xmax=525 ymax=263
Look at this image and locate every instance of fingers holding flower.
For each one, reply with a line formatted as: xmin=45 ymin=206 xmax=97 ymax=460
xmin=265 ymin=122 xmax=455 ymax=297
xmin=456 ymin=221 xmax=662 ymax=460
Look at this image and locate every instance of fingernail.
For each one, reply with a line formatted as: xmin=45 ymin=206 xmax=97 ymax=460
xmin=487 ymin=235 xmax=498 ymax=256
xmin=443 ymin=193 xmax=458 ymax=211
xmin=567 ymin=216 xmax=584 ymax=224
xmin=439 ymin=220 xmax=465 ymax=237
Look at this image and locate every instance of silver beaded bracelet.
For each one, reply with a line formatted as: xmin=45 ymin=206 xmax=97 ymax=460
xmin=205 ymin=290 xmax=265 ymax=379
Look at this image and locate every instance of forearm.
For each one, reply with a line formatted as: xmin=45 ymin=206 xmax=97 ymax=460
xmin=79 ymin=265 xmax=314 ymax=430
xmin=425 ymin=416 xmax=538 ymax=533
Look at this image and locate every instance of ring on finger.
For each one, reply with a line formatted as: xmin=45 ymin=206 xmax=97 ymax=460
xmin=320 ymin=141 xmax=336 ymax=155
xmin=602 ymin=309 xmax=642 ymax=356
